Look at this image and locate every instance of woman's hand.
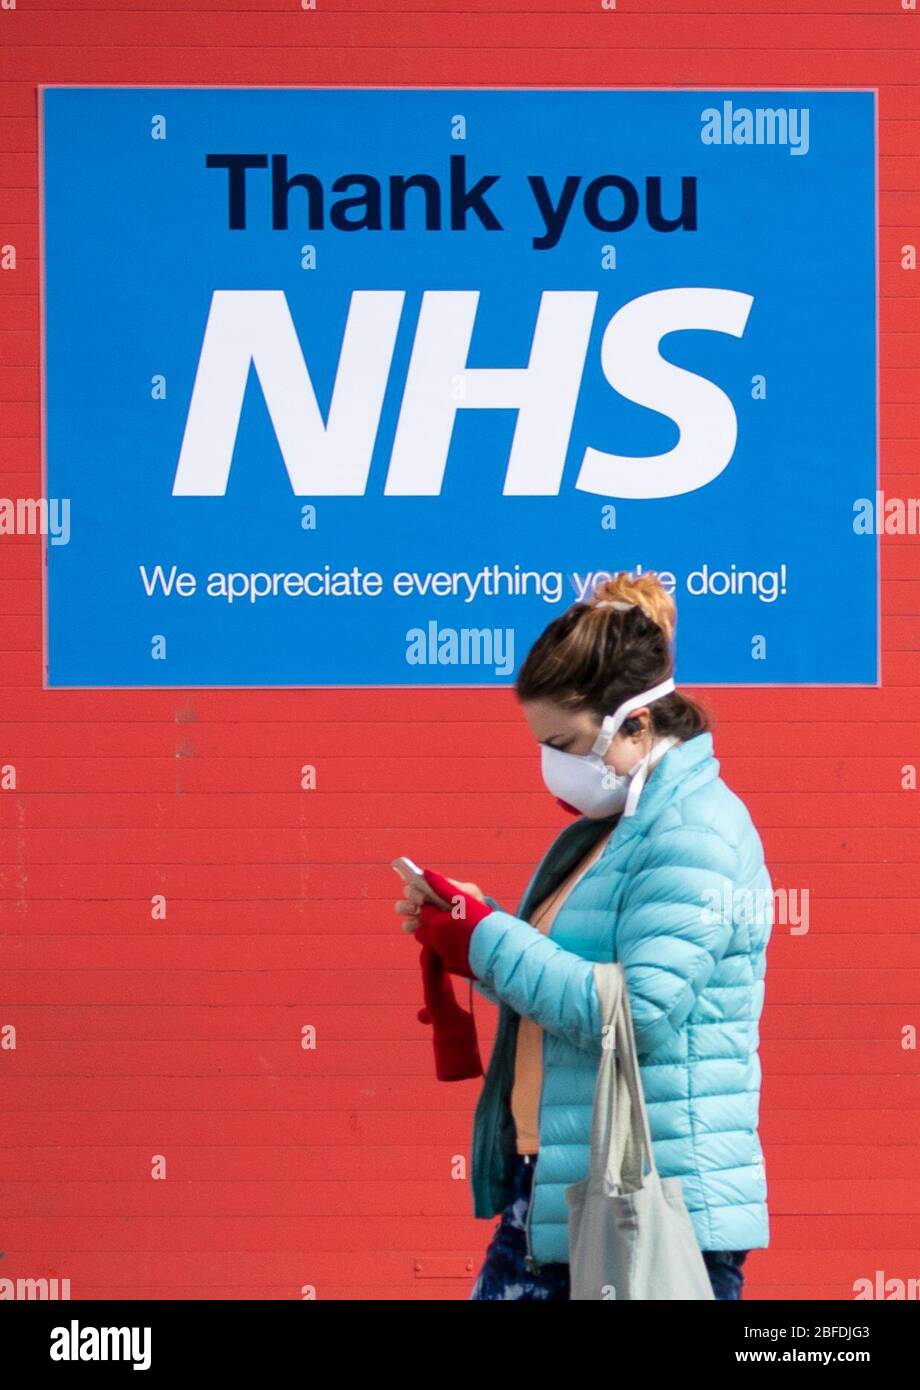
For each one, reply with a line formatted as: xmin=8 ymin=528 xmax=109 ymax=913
xmin=444 ymin=878 xmax=486 ymax=903
xmin=407 ymin=879 xmax=486 ymax=1083
xmin=395 ymin=875 xmax=485 ymax=932
xmin=395 ymin=879 xmax=427 ymax=931
xmin=396 ymin=869 xmax=494 ymax=979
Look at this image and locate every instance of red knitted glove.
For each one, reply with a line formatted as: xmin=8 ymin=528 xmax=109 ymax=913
xmin=413 ymin=869 xmax=494 ymax=979
xmin=417 ymin=943 xmax=484 ymax=1082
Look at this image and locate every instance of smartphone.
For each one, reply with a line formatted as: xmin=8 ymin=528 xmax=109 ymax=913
xmin=391 ymin=856 xmax=452 ymax=910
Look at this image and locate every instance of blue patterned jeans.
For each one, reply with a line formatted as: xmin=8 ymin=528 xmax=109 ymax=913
xmin=469 ymin=1153 xmax=749 ymax=1300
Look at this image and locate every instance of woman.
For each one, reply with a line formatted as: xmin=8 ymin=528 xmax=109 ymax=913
xmin=396 ymin=571 xmax=772 ymax=1301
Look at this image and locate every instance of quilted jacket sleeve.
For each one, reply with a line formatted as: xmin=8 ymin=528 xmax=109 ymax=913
xmin=614 ymin=824 xmax=739 ymax=1055
xmin=468 ymin=909 xmax=604 ymax=1052
xmin=467 ymin=825 xmax=740 ymax=1055
xmin=471 ymin=979 xmax=501 ymax=1006
xmin=470 ymin=896 xmax=504 ymax=1006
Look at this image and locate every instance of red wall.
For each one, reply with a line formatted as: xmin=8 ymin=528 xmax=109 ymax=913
xmin=1 ymin=1 xmax=918 ymax=1300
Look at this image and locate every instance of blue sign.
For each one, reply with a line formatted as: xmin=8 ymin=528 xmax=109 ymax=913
xmin=41 ymin=87 xmax=878 ymax=687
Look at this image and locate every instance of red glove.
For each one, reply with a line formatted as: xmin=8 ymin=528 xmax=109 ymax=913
xmin=413 ymin=870 xmax=494 ymax=979
xmin=417 ymin=944 xmax=484 ymax=1082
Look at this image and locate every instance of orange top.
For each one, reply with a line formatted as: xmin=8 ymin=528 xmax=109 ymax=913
xmin=510 ymin=829 xmax=613 ymax=1155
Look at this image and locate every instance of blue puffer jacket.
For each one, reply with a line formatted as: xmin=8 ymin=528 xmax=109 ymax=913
xmin=467 ymin=731 xmax=772 ymax=1267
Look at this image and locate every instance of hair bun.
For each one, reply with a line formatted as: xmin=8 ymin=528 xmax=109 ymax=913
xmin=590 ymin=572 xmax=676 ymax=644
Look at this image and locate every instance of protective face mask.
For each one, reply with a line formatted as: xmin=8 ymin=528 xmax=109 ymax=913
xmin=540 ymin=678 xmax=677 ymax=819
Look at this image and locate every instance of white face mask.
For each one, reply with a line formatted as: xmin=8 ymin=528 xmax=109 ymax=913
xmin=540 ymin=678 xmax=677 ymax=819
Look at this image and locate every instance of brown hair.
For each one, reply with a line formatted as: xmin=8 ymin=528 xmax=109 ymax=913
xmin=515 ymin=571 xmax=710 ymax=740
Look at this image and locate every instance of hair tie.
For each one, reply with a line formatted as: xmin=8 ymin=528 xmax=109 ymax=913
xmin=593 ymin=599 xmax=636 ymax=612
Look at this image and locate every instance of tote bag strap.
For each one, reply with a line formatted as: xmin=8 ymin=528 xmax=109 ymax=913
xmin=614 ymin=969 xmax=658 ymax=1187
xmin=587 ymin=963 xmax=627 ymax=1186
xmin=588 ymin=962 xmax=658 ymax=1191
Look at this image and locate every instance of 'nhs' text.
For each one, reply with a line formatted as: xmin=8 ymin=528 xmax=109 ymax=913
xmin=173 ymin=287 xmax=753 ymax=503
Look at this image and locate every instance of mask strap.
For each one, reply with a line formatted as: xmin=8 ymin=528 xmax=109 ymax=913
xmin=591 ymin=677 xmax=676 ymax=757
xmin=622 ymin=735 xmax=678 ymax=817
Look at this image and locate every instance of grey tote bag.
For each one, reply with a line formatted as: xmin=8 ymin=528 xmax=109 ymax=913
xmin=565 ymin=961 xmax=716 ymax=1301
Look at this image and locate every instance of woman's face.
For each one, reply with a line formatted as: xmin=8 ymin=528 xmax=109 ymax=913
xmin=521 ymin=697 xmax=653 ymax=775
